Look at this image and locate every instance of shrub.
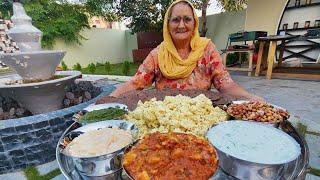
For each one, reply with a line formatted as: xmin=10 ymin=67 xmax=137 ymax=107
xmin=88 ymin=63 xmax=96 ymax=74
xmin=96 ymin=62 xmax=104 ymax=67
xmin=122 ymin=61 xmax=130 ymax=76
xmin=72 ymin=63 xmax=82 ymax=71
xmin=226 ymin=52 xmax=239 ymax=66
xmin=61 ymin=61 xmax=68 ymax=71
xmin=226 ymin=52 xmax=249 ymax=66
xmin=104 ymin=61 xmax=111 ymax=73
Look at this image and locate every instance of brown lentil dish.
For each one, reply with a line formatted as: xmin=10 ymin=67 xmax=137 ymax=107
xmin=227 ymin=101 xmax=290 ymax=123
xmin=123 ymin=132 xmax=218 ymax=180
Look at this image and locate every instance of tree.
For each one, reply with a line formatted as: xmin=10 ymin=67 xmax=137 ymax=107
xmin=85 ymin=0 xmax=119 ymax=22
xmin=117 ymin=0 xmax=203 ymax=34
xmin=0 ymin=0 xmax=117 ymax=48
xmin=117 ymin=0 xmax=168 ymax=33
xmin=116 ymin=0 xmax=247 ymax=37
xmin=217 ymin=0 xmax=248 ymax=12
xmin=0 ymin=0 xmax=12 ymax=19
xmin=200 ymin=0 xmax=209 ymax=37
xmin=23 ymin=0 xmax=90 ymax=48
xmin=200 ymin=0 xmax=248 ymax=37
xmin=0 ymin=0 xmax=248 ymax=44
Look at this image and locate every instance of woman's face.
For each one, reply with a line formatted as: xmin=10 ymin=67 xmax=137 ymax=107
xmin=168 ymin=3 xmax=195 ymax=43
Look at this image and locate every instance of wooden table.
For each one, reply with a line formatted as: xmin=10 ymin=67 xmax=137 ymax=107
xmin=255 ymin=35 xmax=299 ymax=79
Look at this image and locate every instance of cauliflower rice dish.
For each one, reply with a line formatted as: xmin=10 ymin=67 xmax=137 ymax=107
xmin=125 ymin=94 xmax=228 ymax=137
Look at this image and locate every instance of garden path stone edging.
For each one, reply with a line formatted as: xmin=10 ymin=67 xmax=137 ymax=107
xmin=0 ymin=82 xmax=115 ymax=174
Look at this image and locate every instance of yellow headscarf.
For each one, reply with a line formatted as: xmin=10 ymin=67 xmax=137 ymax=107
xmin=158 ymin=0 xmax=211 ymax=79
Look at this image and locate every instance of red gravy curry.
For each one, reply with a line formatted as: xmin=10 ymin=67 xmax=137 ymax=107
xmin=124 ymin=132 xmax=218 ymax=180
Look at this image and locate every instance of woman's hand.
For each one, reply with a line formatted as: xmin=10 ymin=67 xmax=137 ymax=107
xmin=108 ymin=81 xmax=137 ymax=98
xmin=220 ymin=82 xmax=265 ymax=102
xmin=108 ymin=91 xmax=120 ymax=97
xmin=245 ymin=94 xmax=266 ymax=102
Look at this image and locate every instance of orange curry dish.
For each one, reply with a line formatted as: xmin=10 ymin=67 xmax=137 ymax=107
xmin=123 ymin=132 xmax=218 ymax=180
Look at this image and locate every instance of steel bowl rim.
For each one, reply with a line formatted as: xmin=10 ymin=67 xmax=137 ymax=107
xmin=83 ymin=103 xmax=128 ymax=112
xmin=56 ymin=121 xmax=82 ymax=180
xmin=60 ymin=120 xmax=138 ymax=160
xmin=78 ymin=167 xmax=124 ymax=177
xmin=231 ymin=100 xmax=287 ymax=111
xmin=62 ymin=143 xmax=129 ymax=160
xmin=227 ymin=100 xmax=290 ymax=123
xmin=206 ymin=120 xmax=301 ymax=165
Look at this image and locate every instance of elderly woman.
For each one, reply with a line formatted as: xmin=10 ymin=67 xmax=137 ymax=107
xmin=110 ymin=0 xmax=263 ymax=101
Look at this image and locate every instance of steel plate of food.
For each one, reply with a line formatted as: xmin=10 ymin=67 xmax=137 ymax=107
xmin=226 ymin=101 xmax=290 ymax=123
xmin=125 ymin=94 xmax=228 ymax=138
xmin=123 ymin=132 xmax=218 ymax=180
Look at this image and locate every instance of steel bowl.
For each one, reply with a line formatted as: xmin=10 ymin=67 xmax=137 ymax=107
xmin=206 ymin=121 xmax=301 ymax=180
xmin=58 ymin=120 xmax=138 ymax=180
xmin=122 ymin=134 xmax=219 ymax=180
xmin=225 ymin=100 xmax=290 ymax=128
xmin=72 ymin=103 xmax=128 ymax=124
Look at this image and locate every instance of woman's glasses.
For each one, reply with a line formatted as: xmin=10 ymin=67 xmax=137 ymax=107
xmin=169 ymin=16 xmax=194 ymax=25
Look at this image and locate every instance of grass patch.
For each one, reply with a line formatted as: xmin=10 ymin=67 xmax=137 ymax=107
xmin=297 ymin=123 xmax=307 ymax=138
xmin=81 ymin=62 xmax=139 ymax=76
xmin=24 ymin=166 xmax=61 ymax=180
xmin=0 ymin=68 xmax=12 ymax=74
xmin=310 ymin=167 xmax=320 ymax=177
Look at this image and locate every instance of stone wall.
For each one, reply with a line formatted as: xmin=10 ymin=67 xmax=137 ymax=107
xmin=0 ymin=114 xmax=72 ymax=172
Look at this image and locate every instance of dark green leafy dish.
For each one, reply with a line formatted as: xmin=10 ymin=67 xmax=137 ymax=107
xmin=80 ymin=107 xmax=127 ymax=123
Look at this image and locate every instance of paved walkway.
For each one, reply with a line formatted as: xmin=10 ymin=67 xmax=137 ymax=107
xmin=230 ymin=74 xmax=320 ymax=125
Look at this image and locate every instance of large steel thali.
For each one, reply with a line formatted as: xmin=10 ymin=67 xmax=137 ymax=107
xmin=56 ymin=90 xmax=310 ymax=180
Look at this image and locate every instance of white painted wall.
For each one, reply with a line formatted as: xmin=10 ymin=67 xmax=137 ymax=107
xmin=52 ymin=28 xmax=137 ymax=67
xmin=245 ymin=0 xmax=288 ymax=35
xmin=203 ymin=10 xmax=247 ymax=52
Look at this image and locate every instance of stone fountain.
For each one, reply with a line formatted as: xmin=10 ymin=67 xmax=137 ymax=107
xmin=0 ymin=2 xmax=115 ymax=174
xmin=0 ymin=2 xmax=81 ymax=114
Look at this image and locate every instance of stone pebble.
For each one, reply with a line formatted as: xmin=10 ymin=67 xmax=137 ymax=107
xmin=62 ymin=81 xmax=101 ymax=108
xmin=0 ymin=81 xmax=102 ymax=120
xmin=0 ymin=96 xmax=30 ymax=120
